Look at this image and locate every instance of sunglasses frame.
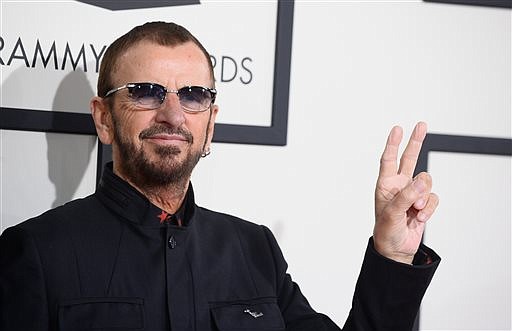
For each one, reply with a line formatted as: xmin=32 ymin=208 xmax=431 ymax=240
xmin=103 ymin=82 xmax=217 ymax=113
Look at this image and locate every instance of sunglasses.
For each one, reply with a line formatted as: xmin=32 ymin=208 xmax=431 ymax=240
xmin=103 ymin=82 xmax=217 ymax=113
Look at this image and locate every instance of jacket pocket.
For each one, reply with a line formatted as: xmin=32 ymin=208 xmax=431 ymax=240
xmin=210 ymin=297 xmax=285 ymax=331
xmin=58 ymin=297 xmax=144 ymax=331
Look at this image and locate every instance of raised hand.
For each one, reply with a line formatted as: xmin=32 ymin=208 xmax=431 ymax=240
xmin=373 ymin=122 xmax=439 ymax=264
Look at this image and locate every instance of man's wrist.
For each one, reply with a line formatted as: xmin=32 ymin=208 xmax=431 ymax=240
xmin=372 ymin=238 xmax=415 ymax=265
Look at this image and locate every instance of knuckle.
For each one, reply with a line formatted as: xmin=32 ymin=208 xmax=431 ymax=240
xmin=399 ymin=155 xmax=412 ymax=164
xmin=432 ymin=193 xmax=440 ymax=207
xmin=425 ymin=194 xmax=439 ymax=212
xmin=425 ymin=173 xmax=433 ymax=185
xmin=415 ymin=171 xmax=431 ymax=180
xmin=416 ymin=172 xmax=433 ymax=188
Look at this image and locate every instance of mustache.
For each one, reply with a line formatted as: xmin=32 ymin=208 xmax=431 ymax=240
xmin=139 ymin=125 xmax=193 ymax=143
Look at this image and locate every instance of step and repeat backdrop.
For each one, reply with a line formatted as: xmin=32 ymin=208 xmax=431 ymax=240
xmin=1 ymin=1 xmax=511 ymax=330
xmin=1 ymin=0 xmax=282 ymax=127
xmin=1 ymin=0 xmax=291 ymax=226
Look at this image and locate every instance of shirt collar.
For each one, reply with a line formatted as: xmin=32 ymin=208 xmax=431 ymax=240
xmin=96 ymin=162 xmax=195 ymax=228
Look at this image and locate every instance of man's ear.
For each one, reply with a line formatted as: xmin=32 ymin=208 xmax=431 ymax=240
xmin=205 ymin=104 xmax=218 ymax=148
xmin=90 ymin=96 xmax=114 ymax=145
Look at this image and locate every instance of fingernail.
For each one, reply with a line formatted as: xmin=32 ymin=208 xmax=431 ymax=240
xmin=415 ymin=199 xmax=425 ymax=209
xmin=413 ymin=179 xmax=426 ymax=193
xmin=417 ymin=211 xmax=427 ymax=222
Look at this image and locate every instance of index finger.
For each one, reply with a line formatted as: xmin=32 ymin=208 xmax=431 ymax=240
xmin=398 ymin=122 xmax=427 ymax=177
xmin=379 ymin=125 xmax=403 ymax=178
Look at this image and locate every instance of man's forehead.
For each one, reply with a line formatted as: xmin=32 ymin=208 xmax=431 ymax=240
xmin=111 ymin=40 xmax=211 ymax=83
xmin=117 ymin=40 xmax=205 ymax=64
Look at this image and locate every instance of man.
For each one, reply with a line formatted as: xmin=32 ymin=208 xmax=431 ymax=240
xmin=0 ymin=22 xmax=440 ymax=330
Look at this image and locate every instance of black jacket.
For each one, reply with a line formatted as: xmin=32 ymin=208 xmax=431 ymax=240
xmin=0 ymin=165 xmax=440 ymax=331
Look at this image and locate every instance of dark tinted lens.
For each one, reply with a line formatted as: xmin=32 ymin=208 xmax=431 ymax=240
xmin=178 ymin=86 xmax=213 ymax=111
xmin=128 ymin=83 xmax=165 ymax=109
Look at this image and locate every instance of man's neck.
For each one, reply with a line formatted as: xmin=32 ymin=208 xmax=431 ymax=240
xmin=113 ymin=167 xmax=190 ymax=214
xmin=141 ymin=182 xmax=189 ymax=214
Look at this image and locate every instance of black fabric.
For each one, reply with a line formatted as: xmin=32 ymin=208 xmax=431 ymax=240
xmin=343 ymin=239 xmax=440 ymax=331
xmin=210 ymin=298 xmax=285 ymax=330
xmin=58 ymin=297 xmax=144 ymax=331
xmin=0 ymin=165 xmax=440 ymax=330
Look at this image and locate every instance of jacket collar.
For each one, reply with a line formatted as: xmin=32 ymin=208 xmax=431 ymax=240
xmin=96 ymin=162 xmax=196 ymax=228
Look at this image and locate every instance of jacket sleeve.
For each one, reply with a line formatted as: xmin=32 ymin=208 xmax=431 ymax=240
xmin=343 ymin=237 xmax=440 ymax=331
xmin=262 ymin=226 xmax=440 ymax=331
xmin=0 ymin=226 xmax=49 ymax=331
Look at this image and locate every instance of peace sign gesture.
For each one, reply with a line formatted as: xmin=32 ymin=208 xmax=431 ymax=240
xmin=373 ymin=122 xmax=440 ymax=264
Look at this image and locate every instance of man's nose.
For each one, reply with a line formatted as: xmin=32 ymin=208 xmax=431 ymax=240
xmin=154 ymin=93 xmax=185 ymax=127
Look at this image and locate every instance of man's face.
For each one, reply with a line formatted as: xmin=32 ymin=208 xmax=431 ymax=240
xmin=106 ymin=41 xmax=217 ymax=189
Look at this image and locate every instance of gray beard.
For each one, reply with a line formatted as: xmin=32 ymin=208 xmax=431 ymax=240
xmin=113 ymin=122 xmax=202 ymax=191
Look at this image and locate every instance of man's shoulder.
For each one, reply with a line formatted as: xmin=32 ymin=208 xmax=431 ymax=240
xmin=195 ymin=206 xmax=271 ymax=237
xmin=194 ymin=206 xmax=280 ymax=264
xmin=11 ymin=193 xmax=102 ymax=234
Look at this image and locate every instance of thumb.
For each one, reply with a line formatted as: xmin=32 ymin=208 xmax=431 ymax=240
xmin=388 ymin=178 xmax=427 ymax=215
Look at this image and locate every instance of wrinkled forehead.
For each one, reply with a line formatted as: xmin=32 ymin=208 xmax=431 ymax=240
xmin=111 ymin=40 xmax=214 ymax=87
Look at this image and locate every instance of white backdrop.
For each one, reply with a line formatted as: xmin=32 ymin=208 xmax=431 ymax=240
xmin=0 ymin=0 xmax=277 ymax=125
xmin=1 ymin=1 xmax=510 ymax=330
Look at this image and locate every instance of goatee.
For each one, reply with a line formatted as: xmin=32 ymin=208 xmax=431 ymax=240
xmin=113 ymin=122 xmax=202 ymax=190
